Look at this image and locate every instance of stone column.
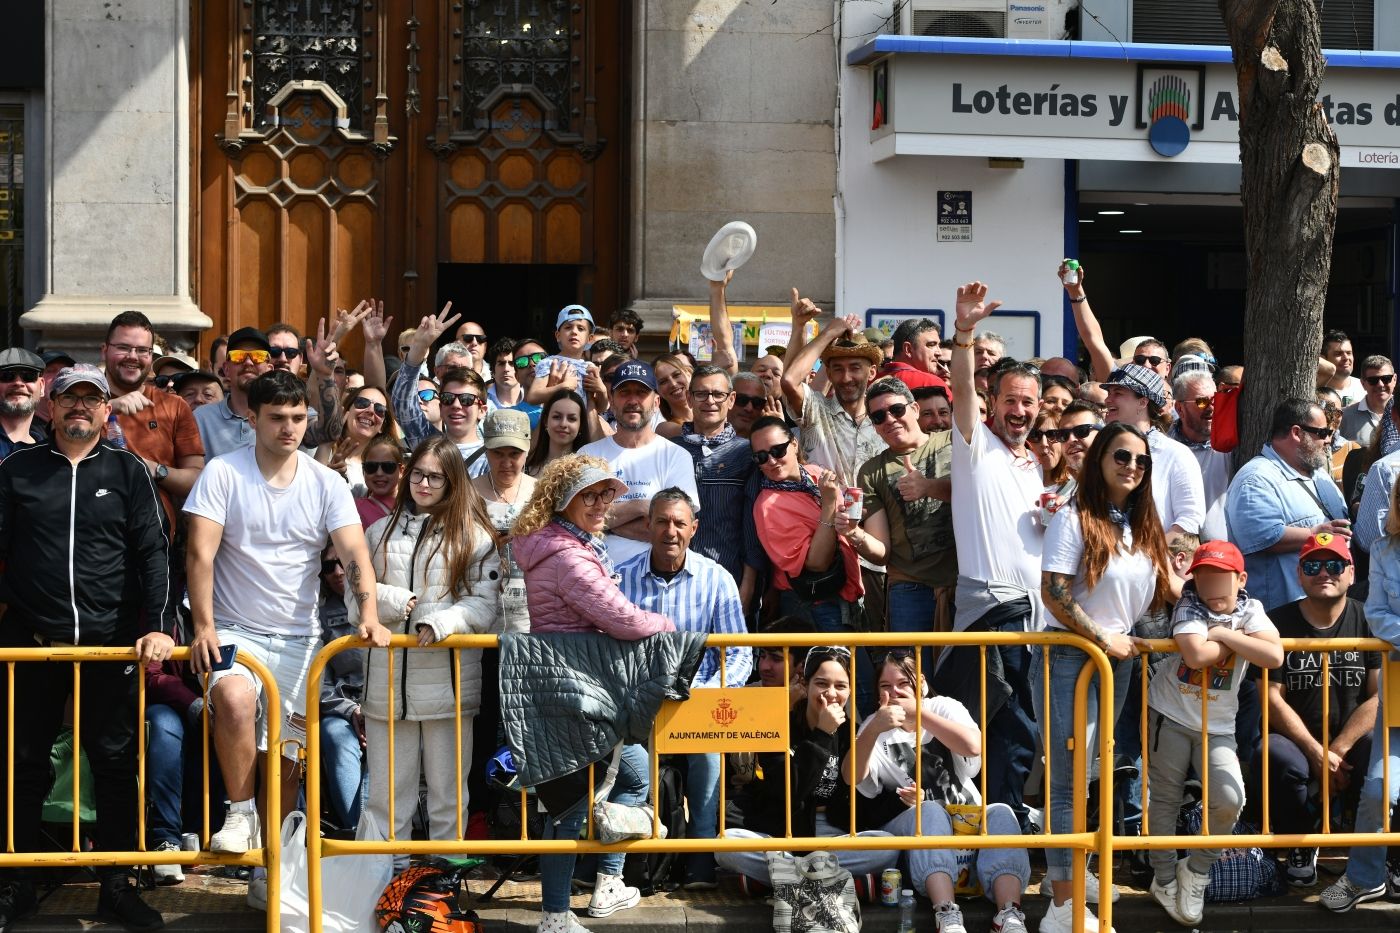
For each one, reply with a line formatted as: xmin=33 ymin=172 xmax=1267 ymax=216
xmin=21 ymin=0 xmax=208 ymax=355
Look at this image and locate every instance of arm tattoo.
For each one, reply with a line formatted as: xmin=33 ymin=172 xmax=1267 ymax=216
xmin=348 ymin=558 xmax=370 ymax=606
xmin=1046 ymin=571 xmax=1111 ymax=650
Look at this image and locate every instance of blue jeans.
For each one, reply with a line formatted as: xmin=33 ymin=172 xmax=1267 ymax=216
xmin=1030 ymin=644 xmax=1133 ymax=880
xmin=683 ymin=753 xmax=720 ymax=882
xmin=322 ymin=715 xmax=368 ymax=832
xmin=146 ymin=703 xmax=224 ymax=847
xmin=540 ymin=744 xmax=649 ymax=913
xmin=1343 ymin=717 xmax=1400 ymax=889
xmin=887 ymin=582 xmax=939 ymax=674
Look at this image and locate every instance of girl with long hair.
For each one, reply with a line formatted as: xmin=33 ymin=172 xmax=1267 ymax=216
xmin=653 ymin=353 xmax=694 ymax=425
xmin=525 ymin=389 xmax=589 ymax=477
xmin=316 ymin=385 xmax=402 ymax=496
xmin=351 ymin=435 xmax=501 ymax=851
xmin=1033 ymin=422 xmax=1170 ymax=933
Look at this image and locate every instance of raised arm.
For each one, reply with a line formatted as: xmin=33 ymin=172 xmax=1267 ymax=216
xmin=303 ymin=317 xmax=346 ymax=447
xmin=359 ymin=300 xmax=392 ymax=391
xmin=1059 ymin=263 xmax=1115 ymax=382
xmin=950 ymin=281 xmax=1002 ymax=444
xmin=777 ymin=289 xmax=831 ymax=416
xmin=709 ymin=270 xmax=739 ymax=376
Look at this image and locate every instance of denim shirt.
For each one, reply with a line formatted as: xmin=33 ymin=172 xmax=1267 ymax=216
xmin=1225 ymin=443 xmax=1346 ymax=610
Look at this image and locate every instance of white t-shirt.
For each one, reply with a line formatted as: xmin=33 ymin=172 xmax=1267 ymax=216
xmin=1146 ymin=430 xmax=1205 ymax=535
xmin=855 ymin=695 xmax=981 ymax=805
xmin=950 ymin=420 xmax=1045 ymax=614
xmin=184 ymin=447 xmax=361 ymax=637
xmin=1042 ymin=504 xmax=1159 ymax=636
xmin=579 ymin=434 xmax=701 ymax=566
xmin=1147 ymin=595 xmax=1276 ymax=734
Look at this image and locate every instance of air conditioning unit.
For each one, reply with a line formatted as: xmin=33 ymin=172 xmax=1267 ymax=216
xmin=899 ymin=0 xmax=1055 ymax=40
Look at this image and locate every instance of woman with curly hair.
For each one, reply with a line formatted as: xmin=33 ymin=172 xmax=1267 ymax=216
xmin=316 ymin=385 xmax=402 ymax=496
xmin=511 ymin=454 xmax=674 ymax=933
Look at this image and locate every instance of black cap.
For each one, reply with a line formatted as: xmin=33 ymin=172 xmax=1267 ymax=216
xmin=41 ymin=350 xmax=76 ymax=368
xmin=226 ymin=326 xmax=271 ymax=352
xmin=172 ymin=370 xmax=221 ymax=393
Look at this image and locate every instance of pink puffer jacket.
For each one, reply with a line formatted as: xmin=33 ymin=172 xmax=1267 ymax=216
xmin=512 ymin=521 xmax=674 ymax=637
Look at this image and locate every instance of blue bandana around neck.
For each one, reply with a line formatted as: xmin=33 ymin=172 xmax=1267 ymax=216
xmin=759 ymin=465 xmax=822 ymax=503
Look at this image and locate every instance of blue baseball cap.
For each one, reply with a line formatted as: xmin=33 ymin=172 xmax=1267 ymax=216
xmin=610 ymin=360 xmax=657 ymax=393
xmin=555 ymin=304 xmax=594 ymax=329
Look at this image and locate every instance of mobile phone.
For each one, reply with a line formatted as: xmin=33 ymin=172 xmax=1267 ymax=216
xmin=211 ymin=645 xmax=238 ymax=671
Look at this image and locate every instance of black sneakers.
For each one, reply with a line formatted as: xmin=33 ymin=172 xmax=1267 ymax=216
xmin=0 ymin=881 xmax=36 ymax=932
xmin=96 ymin=877 xmax=164 ymax=931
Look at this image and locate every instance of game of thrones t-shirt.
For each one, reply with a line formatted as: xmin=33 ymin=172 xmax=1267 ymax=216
xmin=1264 ymin=598 xmax=1382 ymax=739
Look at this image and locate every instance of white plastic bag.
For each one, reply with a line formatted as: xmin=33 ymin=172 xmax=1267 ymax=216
xmin=279 ymin=809 xmax=395 ymax=933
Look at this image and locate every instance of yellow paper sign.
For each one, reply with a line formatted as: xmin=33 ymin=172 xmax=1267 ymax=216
xmin=654 ymin=688 xmax=790 ymax=753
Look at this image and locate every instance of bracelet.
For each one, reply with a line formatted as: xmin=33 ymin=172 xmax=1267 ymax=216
xmin=952 ymin=333 xmax=975 ymax=349
xmin=818 ymin=519 xmax=836 ymax=528
xmin=955 ymin=324 xmax=974 ymax=334
xmin=1069 ymin=295 xmax=1088 ymax=305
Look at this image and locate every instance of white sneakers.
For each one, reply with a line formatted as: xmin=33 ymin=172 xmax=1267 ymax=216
xmin=1175 ymin=859 xmax=1210 ymax=925
xmin=586 ymin=873 xmax=640 ymax=918
xmin=1038 ymin=898 xmax=1114 ymax=933
xmin=1149 ymin=873 xmax=1186 ymax=925
xmin=538 ymin=911 xmax=592 ymax=933
xmin=246 ymin=875 xmax=268 ymax=911
xmin=209 ymin=809 xmax=261 ymax=854
xmin=151 ymin=840 xmax=183 ymax=885
xmin=933 ymin=902 xmax=967 ymax=933
xmin=1038 ymin=870 xmax=1119 ymax=903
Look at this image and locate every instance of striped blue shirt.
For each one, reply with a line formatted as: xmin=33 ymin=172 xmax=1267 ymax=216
xmin=616 ymin=550 xmax=752 ymax=688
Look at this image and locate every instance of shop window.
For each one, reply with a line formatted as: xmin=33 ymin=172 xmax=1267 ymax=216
xmin=1132 ymin=0 xmax=1373 ymax=51
xmin=251 ymin=0 xmax=364 ymax=128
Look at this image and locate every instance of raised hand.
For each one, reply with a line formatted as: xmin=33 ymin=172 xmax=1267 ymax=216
xmin=816 ymin=700 xmax=847 ymax=734
xmin=330 ymin=300 xmax=374 ymax=345
xmin=869 ymin=692 xmax=906 ymax=734
xmin=790 ymin=288 xmax=821 ymax=327
xmin=306 ymin=317 xmax=339 ymax=377
xmin=763 ymin=394 xmax=785 ymax=419
xmin=408 ymin=302 xmax=462 ymax=364
xmin=954 ymin=281 xmax=1002 ymax=331
xmin=361 ymin=300 xmax=393 ymax=343
xmin=895 ymin=454 xmax=926 ymax=502
xmin=818 ymin=469 xmax=843 ymax=509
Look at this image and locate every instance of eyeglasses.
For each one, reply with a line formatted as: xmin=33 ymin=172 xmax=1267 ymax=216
xmin=417 ymin=388 xmax=440 ymax=403
xmin=409 ymin=469 xmax=447 ymax=489
xmin=1294 ymin=423 xmax=1334 ymax=441
xmin=108 ymin=343 xmax=153 ymax=359
xmin=577 ymin=486 xmax=620 ymax=508
xmin=439 ymin=391 xmax=480 ymax=408
xmin=513 ymin=352 xmax=547 ymax=370
xmin=1301 ymin=558 xmax=1350 ymax=577
xmin=750 ymin=440 xmax=793 ymax=465
xmin=320 ymin=558 xmax=342 ymax=576
xmin=868 ymin=402 xmax=910 ymax=426
xmin=1028 ymin=427 xmax=1070 ymax=443
xmin=1111 ymin=448 xmax=1152 ymax=470
xmin=1064 ymin=423 xmax=1102 ymax=440
xmin=362 ymin=459 xmax=399 ymax=475
xmin=351 ymin=396 xmax=387 ymax=418
xmin=1186 ymin=397 xmax=1213 ymax=411
xmin=689 ymin=389 xmax=732 ymax=401
xmin=54 ymin=393 xmax=106 ymax=410
xmin=1132 ymin=354 xmax=1165 ymax=368
xmin=1365 ymin=374 xmax=1395 ymax=387
xmin=268 ymin=347 xmax=301 ymax=360
xmin=734 ymin=393 xmax=766 ymax=409
xmin=0 ymin=369 xmax=38 ymax=383
xmin=227 ymin=349 xmax=271 ymax=365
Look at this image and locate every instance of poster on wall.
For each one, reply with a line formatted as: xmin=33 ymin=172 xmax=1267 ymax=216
xmin=936 ymin=190 xmax=972 ymax=242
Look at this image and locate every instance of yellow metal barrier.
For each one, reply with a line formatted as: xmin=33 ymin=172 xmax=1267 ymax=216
xmin=0 ymin=646 xmax=283 ymax=933
xmin=304 ymin=631 xmax=1118 ymax=933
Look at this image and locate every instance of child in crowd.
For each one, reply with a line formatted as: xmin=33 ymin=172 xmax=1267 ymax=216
xmin=1145 ymin=541 xmax=1282 ymax=926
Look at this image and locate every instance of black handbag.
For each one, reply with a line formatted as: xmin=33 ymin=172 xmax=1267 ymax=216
xmin=787 ymin=550 xmax=847 ymax=602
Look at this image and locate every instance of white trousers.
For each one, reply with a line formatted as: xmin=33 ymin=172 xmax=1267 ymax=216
xmin=365 ymin=716 xmax=474 ymax=843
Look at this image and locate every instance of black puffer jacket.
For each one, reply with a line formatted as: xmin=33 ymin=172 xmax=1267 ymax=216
xmin=0 ymin=441 xmax=172 ymax=644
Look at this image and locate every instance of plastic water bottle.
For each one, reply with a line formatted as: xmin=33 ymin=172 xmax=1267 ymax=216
xmin=104 ymin=414 xmax=127 ymax=449
xmin=897 ymin=889 xmax=915 ymax=933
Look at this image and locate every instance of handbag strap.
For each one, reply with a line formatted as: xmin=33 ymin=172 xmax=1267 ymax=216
xmin=593 ymin=743 xmax=624 ymax=805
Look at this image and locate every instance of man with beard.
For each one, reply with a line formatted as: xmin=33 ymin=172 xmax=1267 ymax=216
xmin=1226 ymin=398 xmax=1350 ymax=612
xmin=1171 ymin=370 xmax=1229 ymax=542
xmin=98 ymin=311 xmax=205 ymax=527
xmin=0 ymin=348 xmax=46 ymax=461
xmin=580 ymin=360 xmax=699 ymax=565
xmin=0 ymin=365 xmax=174 ymax=930
xmin=931 ymin=281 xmax=1044 ymax=832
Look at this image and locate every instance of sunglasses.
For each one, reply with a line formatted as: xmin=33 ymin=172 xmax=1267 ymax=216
xmin=153 ymin=374 xmax=178 ymax=390
xmin=1295 ymin=423 xmax=1334 ymax=441
xmin=0 ymin=369 xmax=38 ymax=383
xmin=1111 ymin=448 xmax=1152 ymax=470
xmin=1029 ymin=427 xmax=1069 ymax=443
xmin=439 ymin=391 xmax=480 ymax=408
xmin=1364 ymin=374 xmax=1395 ymax=387
xmin=1063 ymin=423 xmax=1102 ymax=440
xmin=227 ymin=349 xmax=271 ymax=365
xmin=1186 ymin=397 xmax=1213 ymax=411
xmin=803 ymin=645 xmax=852 ymax=673
xmin=417 ymin=388 xmax=440 ymax=403
xmin=1301 ymin=558 xmax=1350 ymax=577
xmin=320 ymin=558 xmax=342 ymax=576
xmin=750 ymin=440 xmax=793 ymax=465
xmin=734 ymin=393 xmax=766 ymax=409
xmin=268 ymin=347 xmax=301 ymax=360
xmin=460 ymin=334 xmax=487 ymax=345
xmin=869 ymin=402 xmax=910 ymax=426
xmin=578 ymin=486 xmax=620 ymax=507
xmin=513 ymin=351 xmax=547 ymax=370
xmin=1132 ymin=354 xmax=1165 ymax=368
xmin=362 ymin=459 xmax=399 ymax=475
xmin=351 ymin=396 xmax=387 ymax=418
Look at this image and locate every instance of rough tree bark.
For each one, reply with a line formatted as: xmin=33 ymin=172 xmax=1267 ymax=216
xmin=1219 ymin=0 xmax=1340 ymax=471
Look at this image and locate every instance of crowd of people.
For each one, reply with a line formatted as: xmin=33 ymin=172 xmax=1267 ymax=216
xmin=0 ymin=261 xmax=1399 ymax=933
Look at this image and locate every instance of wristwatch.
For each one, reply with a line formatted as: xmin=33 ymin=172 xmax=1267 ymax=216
xmin=153 ymin=463 xmax=169 ymax=483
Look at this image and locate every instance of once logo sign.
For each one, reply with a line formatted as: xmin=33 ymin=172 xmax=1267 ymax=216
xmin=1147 ymin=74 xmax=1191 ymax=157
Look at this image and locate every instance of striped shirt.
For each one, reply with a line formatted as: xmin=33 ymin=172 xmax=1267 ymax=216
xmin=616 ymin=550 xmax=752 ymax=688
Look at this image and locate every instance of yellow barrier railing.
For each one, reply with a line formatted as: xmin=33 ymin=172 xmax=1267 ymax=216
xmin=0 ymin=646 xmax=283 ymax=933
xmin=304 ymin=631 xmax=1118 ymax=933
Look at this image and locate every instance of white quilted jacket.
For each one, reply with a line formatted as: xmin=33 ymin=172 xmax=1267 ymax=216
xmin=350 ymin=510 xmax=502 ymax=721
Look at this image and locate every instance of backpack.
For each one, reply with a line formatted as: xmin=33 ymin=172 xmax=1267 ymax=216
xmin=621 ymin=757 xmax=687 ymax=894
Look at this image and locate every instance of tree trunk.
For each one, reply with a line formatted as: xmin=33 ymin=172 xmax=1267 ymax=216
xmin=1219 ymin=0 xmax=1340 ymax=471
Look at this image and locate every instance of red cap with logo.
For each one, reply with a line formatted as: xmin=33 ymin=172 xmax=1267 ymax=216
xmin=1189 ymin=540 xmax=1245 ymax=574
xmin=1299 ymin=531 xmax=1352 ymax=563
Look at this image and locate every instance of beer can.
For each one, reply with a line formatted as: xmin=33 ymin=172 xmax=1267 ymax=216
xmin=881 ymin=868 xmax=901 ymax=906
xmin=844 ymin=487 xmax=863 ymax=520
xmin=180 ymin=832 xmax=200 ymax=852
